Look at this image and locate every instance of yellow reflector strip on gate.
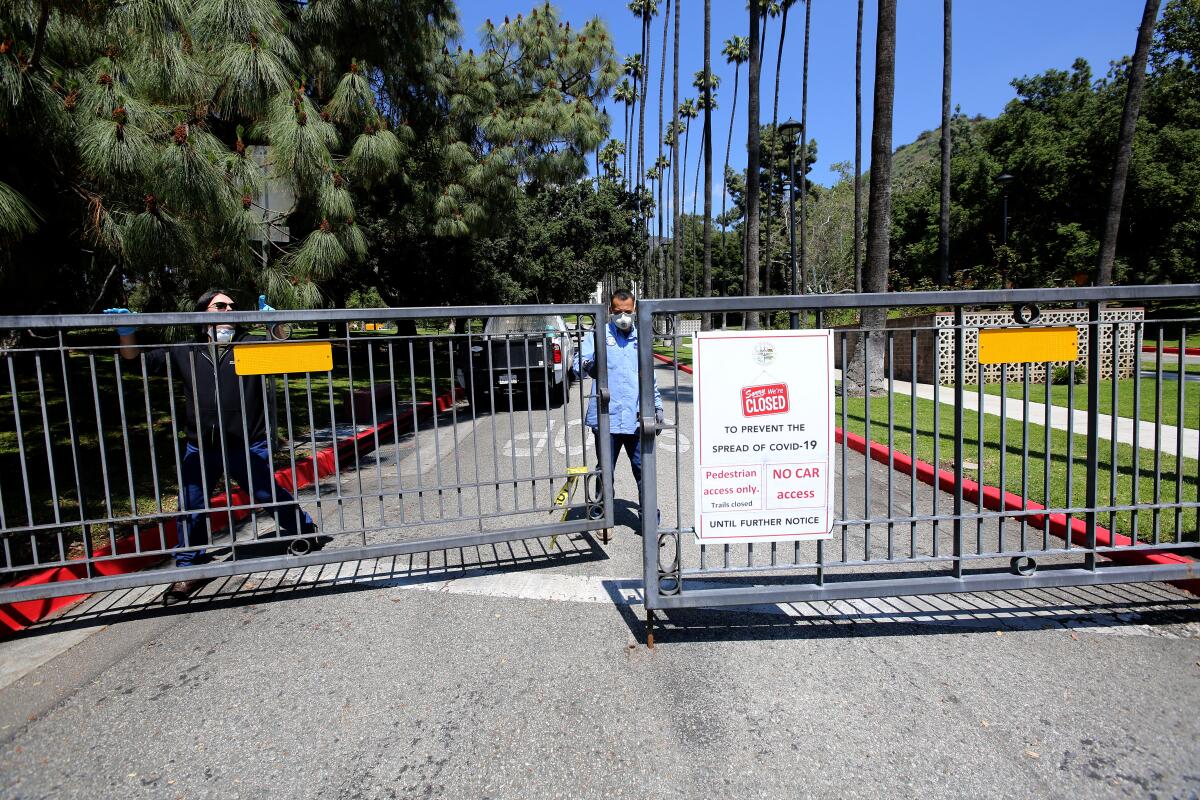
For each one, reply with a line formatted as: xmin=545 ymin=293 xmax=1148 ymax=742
xmin=977 ymin=327 xmax=1078 ymax=365
xmin=233 ymin=341 xmax=333 ymax=375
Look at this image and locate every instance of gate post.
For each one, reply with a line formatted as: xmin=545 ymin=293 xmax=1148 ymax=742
xmin=952 ymin=305 xmax=965 ymax=579
xmin=592 ymin=306 xmax=615 ymax=534
xmin=1084 ymin=301 xmax=1102 ymax=571
xmin=638 ymin=300 xmax=662 ymax=621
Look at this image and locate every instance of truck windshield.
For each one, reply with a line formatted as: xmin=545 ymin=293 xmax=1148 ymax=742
xmin=485 ymin=316 xmax=565 ymax=334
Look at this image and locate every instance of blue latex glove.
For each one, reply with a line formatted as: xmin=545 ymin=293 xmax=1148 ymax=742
xmin=104 ymin=307 xmax=136 ymax=336
xmin=258 ymin=294 xmax=275 ymax=312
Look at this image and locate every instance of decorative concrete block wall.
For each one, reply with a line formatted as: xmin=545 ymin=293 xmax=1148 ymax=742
xmin=933 ymin=307 xmax=1143 ymax=385
xmin=834 ymin=307 xmax=1144 ymax=386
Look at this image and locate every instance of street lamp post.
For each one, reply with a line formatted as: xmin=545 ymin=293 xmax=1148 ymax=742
xmin=779 ymin=118 xmax=803 ymax=329
xmin=994 ymin=172 xmax=1015 ymax=285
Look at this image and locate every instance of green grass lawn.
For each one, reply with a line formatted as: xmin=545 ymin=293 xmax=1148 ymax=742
xmin=653 ymin=340 xmax=693 ymax=365
xmin=1141 ymin=356 xmax=1200 ymax=375
xmin=837 ymin=388 xmax=1198 ymax=544
xmin=1146 ymin=331 xmax=1200 ymax=350
xmin=979 ymin=374 xmax=1198 ymax=430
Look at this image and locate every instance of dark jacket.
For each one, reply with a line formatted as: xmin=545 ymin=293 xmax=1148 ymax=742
xmin=144 ymin=332 xmax=269 ymax=445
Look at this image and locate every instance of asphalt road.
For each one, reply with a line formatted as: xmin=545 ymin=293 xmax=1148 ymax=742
xmin=2 ymin=362 xmax=1199 ymax=799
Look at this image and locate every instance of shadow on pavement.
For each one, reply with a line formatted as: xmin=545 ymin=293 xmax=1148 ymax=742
xmin=16 ymin=531 xmax=613 ymax=639
xmin=611 ymin=581 xmax=1200 ymax=646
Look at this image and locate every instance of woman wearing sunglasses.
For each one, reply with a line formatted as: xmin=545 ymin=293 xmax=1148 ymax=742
xmin=105 ymin=289 xmax=327 ymax=605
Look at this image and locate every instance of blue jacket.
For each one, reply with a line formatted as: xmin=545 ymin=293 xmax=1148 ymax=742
xmin=574 ymin=321 xmax=662 ymax=434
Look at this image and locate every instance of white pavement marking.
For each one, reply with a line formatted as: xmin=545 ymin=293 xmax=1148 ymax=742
xmin=503 ymin=423 xmax=554 ymax=457
xmin=384 ymin=569 xmax=1191 ymax=637
xmin=550 ymin=417 xmax=691 ymax=456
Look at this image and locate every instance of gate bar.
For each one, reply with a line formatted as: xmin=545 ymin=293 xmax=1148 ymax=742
xmin=0 ymin=516 xmax=608 ymax=605
xmin=650 ymin=563 xmax=1196 ymax=610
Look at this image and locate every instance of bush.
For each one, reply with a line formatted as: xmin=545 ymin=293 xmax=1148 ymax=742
xmin=1052 ymin=363 xmax=1087 ymax=385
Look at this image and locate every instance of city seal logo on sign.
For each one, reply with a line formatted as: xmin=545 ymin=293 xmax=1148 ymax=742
xmin=753 ymin=341 xmax=776 ymax=366
xmin=741 ymin=383 xmax=789 ymax=417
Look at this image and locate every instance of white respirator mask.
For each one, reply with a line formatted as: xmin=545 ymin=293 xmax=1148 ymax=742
xmin=212 ymin=324 xmax=236 ymax=343
xmin=611 ymin=312 xmax=634 ymax=333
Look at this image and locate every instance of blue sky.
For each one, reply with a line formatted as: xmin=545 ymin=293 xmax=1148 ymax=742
xmin=453 ymin=1 xmax=1154 ymax=195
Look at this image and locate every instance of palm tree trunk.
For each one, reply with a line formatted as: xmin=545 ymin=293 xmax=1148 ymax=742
xmin=764 ymin=2 xmax=789 ymax=305
xmin=656 ymin=0 xmax=669 ymax=299
xmin=937 ymin=0 xmax=952 ymax=286
xmin=799 ymin=0 xmax=811 ymax=295
xmin=686 ymin=117 xmax=696 ymax=296
xmin=746 ymin=0 xmax=762 ymax=329
xmin=723 ymin=65 xmax=740 ymax=269
xmin=851 ymin=0 xmax=896 ymax=393
xmin=853 ymin=0 xmax=864 ymax=294
xmin=702 ymin=0 xmax=714 ymax=330
xmin=639 ymin=12 xmax=651 ymax=295
xmin=1096 ymin=0 xmax=1160 ymax=287
xmin=690 ymin=120 xmax=702 ymax=296
xmin=672 ymin=0 xmax=681 ymax=298
xmin=624 ymin=97 xmax=632 ymax=191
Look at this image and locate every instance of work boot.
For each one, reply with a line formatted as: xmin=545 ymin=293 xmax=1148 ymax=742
xmin=162 ymin=578 xmax=209 ymax=606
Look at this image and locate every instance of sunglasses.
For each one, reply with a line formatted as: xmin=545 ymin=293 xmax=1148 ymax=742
xmin=208 ymin=301 xmax=235 ymax=311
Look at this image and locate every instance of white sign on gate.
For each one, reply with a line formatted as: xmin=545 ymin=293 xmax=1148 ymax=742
xmin=692 ymin=329 xmax=835 ymax=544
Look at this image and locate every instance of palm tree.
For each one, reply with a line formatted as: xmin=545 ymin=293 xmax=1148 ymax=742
xmin=655 ymin=0 xmax=671 ymax=298
xmin=854 ymin=0 xmax=864 ymax=293
xmin=720 ymin=34 xmax=749 ymax=286
xmin=671 ymin=0 xmax=682 ymax=298
xmin=853 ymin=0 xmax=897 ymax=392
xmin=1097 ymin=0 xmax=1162 ymax=287
xmin=763 ymin=0 xmax=792 ymax=301
xmin=798 ymin=0 xmax=811 ymax=295
xmin=679 ymin=98 xmax=697 ymax=295
xmin=937 ymin=0 xmax=952 ymax=286
xmin=629 ymin=0 xmax=658 ymax=294
xmin=703 ymin=0 xmax=714 ymax=329
xmin=614 ymin=78 xmax=636 ymax=191
xmin=692 ymin=130 xmax=705 ymax=296
xmin=746 ymin=0 xmax=763 ymax=328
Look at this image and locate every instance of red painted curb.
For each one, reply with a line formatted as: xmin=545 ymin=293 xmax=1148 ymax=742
xmin=1141 ymin=345 xmax=1200 ymax=356
xmin=653 ymin=352 xmax=694 ymax=374
xmin=834 ymin=429 xmax=1198 ymax=593
xmin=655 ymin=352 xmax=1195 ymax=591
xmin=0 ymin=386 xmax=465 ymax=635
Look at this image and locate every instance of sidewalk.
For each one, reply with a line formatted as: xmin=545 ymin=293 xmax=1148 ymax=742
xmin=889 ymin=377 xmax=1197 ymax=458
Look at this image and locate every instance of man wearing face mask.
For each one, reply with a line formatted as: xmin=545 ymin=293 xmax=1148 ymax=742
xmin=105 ymin=289 xmax=326 ymax=605
xmin=573 ymin=289 xmax=663 ymax=524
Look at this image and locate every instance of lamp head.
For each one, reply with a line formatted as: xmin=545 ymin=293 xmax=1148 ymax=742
xmin=778 ymin=118 xmax=803 ymax=143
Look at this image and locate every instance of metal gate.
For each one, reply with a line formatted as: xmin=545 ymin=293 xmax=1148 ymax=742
xmin=638 ymin=285 xmax=1199 ymax=630
xmin=0 ymin=304 xmax=614 ymax=606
